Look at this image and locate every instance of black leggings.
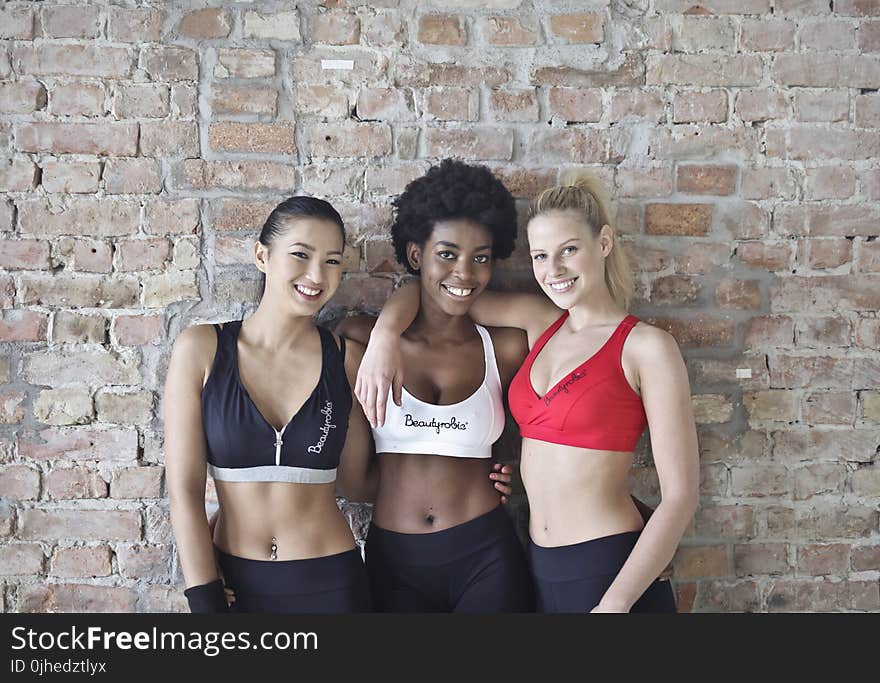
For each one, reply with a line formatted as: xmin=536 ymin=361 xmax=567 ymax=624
xmin=217 ymin=547 xmax=371 ymax=613
xmin=365 ymin=505 xmax=534 ymax=613
xmin=528 ymin=531 xmax=677 ymax=613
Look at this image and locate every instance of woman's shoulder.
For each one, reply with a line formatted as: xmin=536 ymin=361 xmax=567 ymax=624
xmin=171 ymin=323 xmax=221 ymax=364
xmin=626 ymin=318 xmax=682 ymax=362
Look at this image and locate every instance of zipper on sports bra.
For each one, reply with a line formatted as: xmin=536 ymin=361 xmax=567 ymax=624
xmin=273 ymin=425 xmax=286 ymax=466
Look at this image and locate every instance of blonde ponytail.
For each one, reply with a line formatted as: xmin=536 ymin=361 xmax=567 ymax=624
xmin=528 ymin=171 xmax=634 ymax=311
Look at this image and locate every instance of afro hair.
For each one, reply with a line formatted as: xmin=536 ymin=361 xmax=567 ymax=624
xmin=391 ymin=159 xmax=517 ymax=275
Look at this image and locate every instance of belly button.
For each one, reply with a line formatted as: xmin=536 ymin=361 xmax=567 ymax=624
xmin=425 ymin=514 xmax=435 ymax=524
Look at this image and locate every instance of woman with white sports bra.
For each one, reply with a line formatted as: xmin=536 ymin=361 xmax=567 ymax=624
xmin=359 ymin=171 xmax=700 ymax=613
xmin=337 ymin=160 xmax=534 ymax=612
xmin=165 ymin=197 xmax=377 ymax=613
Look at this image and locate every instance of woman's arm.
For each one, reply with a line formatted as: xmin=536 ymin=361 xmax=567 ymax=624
xmin=334 ymin=337 xmax=379 ymax=503
xmin=593 ymin=326 xmax=700 ymax=612
xmin=164 ymin=326 xmax=227 ymax=612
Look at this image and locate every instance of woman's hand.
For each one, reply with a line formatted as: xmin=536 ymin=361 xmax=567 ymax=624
xmin=355 ymin=328 xmax=404 ymax=428
xmin=490 ymin=463 xmax=514 ymax=504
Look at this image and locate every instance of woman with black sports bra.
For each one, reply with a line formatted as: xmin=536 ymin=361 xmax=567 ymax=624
xmin=337 ymin=160 xmax=534 ymax=612
xmin=165 ymin=197 xmax=376 ymax=613
xmin=359 ymin=171 xmax=699 ymax=613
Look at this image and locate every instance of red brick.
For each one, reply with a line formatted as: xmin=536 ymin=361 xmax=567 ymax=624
xmin=858 ymin=240 xmax=880 ymax=273
xmin=140 ymin=121 xmax=199 ymax=158
xmin=715 ymin=279 xmax=761 ymax=309
xmin=111 ymin=466 xmax=164 ymax=499
xmin=615 ymin=167 xmax=673 ymax=198
xmin=800 ymin=19 xmax=857 ymax=51
xmin=795 ymin=91 xmax=850 ymax=123
xmin=178 ymin=8 xmax=231 ymax=39
xmin=143 ymin=271 xmax=199 ymax=308
xmin=215 ymin=235 xmax=254 ymax=265
xmin=645 ymin=203 xmax=712 ymax=236
xmin=648 ymin=54 xmax=762 ymax=86
xmin=24 ymin=427 xmax=137 ymax=461
xmin=143 ymin=585 xmax=188 ymax=613
xmin=117 ymin=543 xmax=170 ymax=579
xmin=673 ymin=545 xmax=728 ymax=579
xmin=212 ymin=84 xmax=277 ymax=116
xmin=103 ymin=159 xmax=163 ymax=194
xmin=851 ymin=545 xmax=880 ymax=571
xmin=0 ymin=81 xmax=46 ymax=114
xmin=113 ymin=315 xmax=163 ymax=346
xmin=52 ymin=238 xmax=114 ymax=274
xmin=294 ymin=49 xmax=388 ymax=85
xmin=424 ymin=88 xmax=475 ymax=122
xmin=735 ymin=88 xmax=789 ymax=122
xmin=772 ymin=274 xmax=880 ymax=313
xmin=731 ymin=465 xmax=789 ymax=497
xmin=18 ymin=199 xmax=138 ymax=238
xmin=18 ymin=273 xmax=138 ymax=308
xmin=772 ymin=54 xmax=880 ymax=88
xmin=176 ymin=160 xmax=298 ymax=191
xmin=769 ymin=354 xmax=852 ymax=389
xmin=775 ymin=0 xmax=831 ymax=13
xmin=210 ymin=199 xmax=276 ymax=232
xmin=142 ymin=46 xmax=198 ymax=81
xmin=481 ymin=16 xmax=541 ymax=46
xmin=53 ymin=312 xmax=106 ymax=345
xmin=647 ymin=315 xmax=734 ymax=347
xmin=805 ymin=167 xmax=856 ymax=201
xmin=208 ymin=123 xmax=296 ymax=155
xmin=652 ymin=125 xmax=760 ymax=159
xmin=673 ymin=90 xmax=727 ymax=123
xmin=738 ymin=241 xmax=793 ymax=271
xmin=525 ymin=129 xmax=607 ymax=164
xmin=609 ymin=91 xmax=665 ymax=123
xmin=16 ymin=122 xmax=136 ymax=156
xmin=856 ymin=317 xmax=880 ymax=349
xmin=548 ymin=88 xmax=602 ymax=123
xmin=243 ymin=9 xmax=301 ymax=41
xmin=0 ymin=543 xmax=44 ymax=576
xmin=0 ymin=157 xmax=37 ymax=192
xmin=426 ymin=127 xmax=513 ymax=161
xmin=294 ymin=85 xmax=349 ymax=118
xmin=20 ymin=508 xmax=139 ymax=541
xmin=676 ymin=165 xmax=736 ymax=195
xmin=809 ymin=239 xmax=852 ymax=270
xmin=418 ymin=15 xmax=465 ymax=46
xmin=144 ymin=199 xmax=200 ymax=235
xmin=0 ymin=310 xmax=46 ymax=343
xmin=650 ymin=275 xmax=701 ymax=305
xmin=489 ymin=89 xmax=539 ymax=122
xmin=0 ymin=465 xmax=40 ymax=499
xmin=0 ymin=239 xmax=50 ymax=270
xmin=548 ymin=13 xmax=604 ymax=44
xmin=13 ymin=44 xmax=132 ymax=78
xmin=774 ymin=427 xmax=876 ymax=464
xmin=108 ymin=8 xmax=164 ymax=43
xmin=356 ymin=88 xmax=415 ymax=121
xmin=695 ymin=580 xmax=760 ymax=613
xmin=672 ymin=16 xmax=736 ymax=51
xmin=694 ymin=395 xmax=734 ymax=425
xmin=304 ymin=122 xmax=392 ymax=158
xmin=330 ymin=275 xmax=394 ymax=313
xmin=301 ymin=163 xmax=364 ymax=196
xmin=734 ymin=543 xmax=790 ymax=575
xmin=803 ymin=392 xmax=855 ymax=425
xmin=19 ymin=584 xmax=137 ymax=613
xmin=42 ymin=5 xmax=101 ymax=38
xmin=855 ymin=94 xmax=880 ymax=126
xmin=694 ymin=505 xmax=755 ymax=540
xmin=0 ymin=6 xmax=34 ymax=39
xmin=850 ymin=464 xmax=880 ymax=496
xmin=740 ymin=18 xmax=796 ymax=51
xmin=744 ymin=389 xmax=799 ymax=425
xmin=0 ymin=275 xmax=13 ymax=308
xmin=117 ymin=238 xmax=171 ymax=272
xmin=50 ymin=546 xmax=112 ymax=578
xmin=41 ymin=161 xmax=101 ymax=194
xmin=312 ymin=11 xmax=360 ymax=44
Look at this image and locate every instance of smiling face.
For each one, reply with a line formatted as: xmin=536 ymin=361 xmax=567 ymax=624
xmin=406 ymin=219 xmax=494 ymax=317
xmin=527 ymin=209 xmax=613 ymax=309
xmin=254 ymin=217 xmax=345 ymax=316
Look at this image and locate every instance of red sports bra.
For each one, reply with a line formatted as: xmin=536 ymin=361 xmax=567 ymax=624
xmin=508 ymin=312 xmax=647 ymax=452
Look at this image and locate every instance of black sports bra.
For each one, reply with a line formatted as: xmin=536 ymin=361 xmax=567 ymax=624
xmin=200 ymin=321 xmax=352 ymax=484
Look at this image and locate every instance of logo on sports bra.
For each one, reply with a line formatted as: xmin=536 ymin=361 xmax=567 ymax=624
xmin=308 ymin=401 xmax=336 ymax=454
xmin=543 ymin=370 xmax=587 ymax=406
xmin=403 ymin=414 xmax=468 ymax=434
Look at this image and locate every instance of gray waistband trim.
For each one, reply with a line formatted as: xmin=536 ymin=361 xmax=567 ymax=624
xmin=208 ymin=464 xmax=337 ymax=484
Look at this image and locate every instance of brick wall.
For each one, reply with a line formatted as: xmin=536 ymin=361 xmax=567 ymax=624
xmin=0 ymin=0 xmax=877 ymax=612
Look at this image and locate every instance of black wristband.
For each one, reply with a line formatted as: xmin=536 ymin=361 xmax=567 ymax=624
xmin=184 ymin=579 xmax=228 ymax=613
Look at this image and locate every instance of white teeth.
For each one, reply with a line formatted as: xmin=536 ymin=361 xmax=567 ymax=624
xmin=549 ymin=279 xmax=576 ymax=292
xmin=296 ymin=285 xmax=320 ymax=296
xmin=445 ymin=285 xmax=473 ymax=297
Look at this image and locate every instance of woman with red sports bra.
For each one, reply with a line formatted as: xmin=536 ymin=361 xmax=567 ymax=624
xmin=358 ymin=171 xmax=699 ymax=612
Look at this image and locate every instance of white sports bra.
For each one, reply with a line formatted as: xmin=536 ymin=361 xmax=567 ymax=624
xmin=371 ymin=324 xmax=505 ymax=459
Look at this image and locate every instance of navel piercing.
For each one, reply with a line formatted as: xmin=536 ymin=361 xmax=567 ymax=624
xmin=269 ymin=537 xmax=278 ymax=561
